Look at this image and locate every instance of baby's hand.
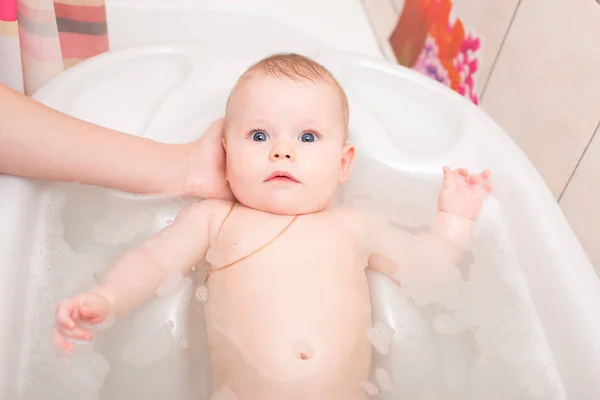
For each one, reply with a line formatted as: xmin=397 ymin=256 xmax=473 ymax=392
xmin=438 ymin=166 xmax=493 ymax=221
xmin=53 ymin=292 xmax=112 ymax=353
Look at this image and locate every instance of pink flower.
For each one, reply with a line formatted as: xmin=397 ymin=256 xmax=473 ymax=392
xmin=412 ymin=36 xmax=451 ymax=87
xmin=411 ymin=31 xmax=482 ymax=105
xmin=454 ymin=33 xmax=481 ymax=104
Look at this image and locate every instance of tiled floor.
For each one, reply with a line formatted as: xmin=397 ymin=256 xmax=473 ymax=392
xmin=361 ymin=0 xmax=600 ymax=275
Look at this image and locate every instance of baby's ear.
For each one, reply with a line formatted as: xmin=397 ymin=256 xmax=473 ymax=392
xmin=339 ymin=143 xmax=356 ymax=183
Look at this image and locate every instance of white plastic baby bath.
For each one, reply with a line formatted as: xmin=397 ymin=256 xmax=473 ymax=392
xmin=1 ymin=39 xmax=599 ymax=400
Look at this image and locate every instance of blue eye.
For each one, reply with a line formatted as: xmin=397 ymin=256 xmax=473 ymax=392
xmin=251 ymin=131 xmax=268 ymax=142
xmin=300 ymin=132 xmax=316 ymax=142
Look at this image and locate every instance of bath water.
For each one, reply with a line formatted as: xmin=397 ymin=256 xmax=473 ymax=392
xmin=14 ymin=152 xmax=565 ymax=399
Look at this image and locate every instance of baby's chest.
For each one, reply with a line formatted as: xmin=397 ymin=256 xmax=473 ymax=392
xmin=208 ymin=217 xmax=366 ymax=279
xmin=205 ymin=216 xmax=371 ymax=327
xmin=229 ymin=217 xmax=356 ymax=252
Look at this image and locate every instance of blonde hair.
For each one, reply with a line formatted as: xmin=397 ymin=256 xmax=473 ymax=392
xmin=227 ymin=53 xmax=349 ymax=129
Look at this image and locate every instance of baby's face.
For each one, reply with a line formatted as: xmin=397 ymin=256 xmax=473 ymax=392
xmin=223 ymin=73 xmax=354 ymax=215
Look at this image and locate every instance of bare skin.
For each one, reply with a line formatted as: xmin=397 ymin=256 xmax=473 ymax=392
xmin=54 ymin=61 xmax=492 ymax=399
xmin=0 ymin=83 xmax=232 ymax=199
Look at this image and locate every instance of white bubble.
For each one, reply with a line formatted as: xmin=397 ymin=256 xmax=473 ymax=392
xmin=433 ymin=313 xmax=464 ymax=335
xmin=25 ymin=347 xmax=111 ymax=399
xmin=353 ymin=247 xmax=369 ymax=270
xmin=156 ymin=272 xmax=185 ymax=297
xmin=195 ymin=285 xmax=208 ymax=302
xmin=165 ymin=218 xmax=174 ymax=225
xmin=375 ymin=368 xmax=396 ymax=392
xmin=211 ymin=385 xmax=238 ymax=400
xmin=415 ymin=388 xmax=458 ymax=400
xmin=121 ymin=320 xmax=175 ymax=367
xmin=366 ymin=322 xmax=395 ymax=355
xmin=205 ymin=246 xmax=219 ymax=265
xmin=94 ymin=205 xmax=155 ymax=245
xmin=361 ymin=380 xmax=379 ymax=396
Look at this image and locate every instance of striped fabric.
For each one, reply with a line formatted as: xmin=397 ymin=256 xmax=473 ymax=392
xmin=54 ymin=0 xmax=108 ymax=68
xmin=0 ymin=0 xmax=24 ymax=92
xmin=16 ymin=0 xmax=64 ymax=94
xmin=0 ymin=0 xmax=108 ymax=95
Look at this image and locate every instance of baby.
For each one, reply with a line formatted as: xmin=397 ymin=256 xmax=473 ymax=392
xmin=53 ymin=53 xmax=492 ymax=400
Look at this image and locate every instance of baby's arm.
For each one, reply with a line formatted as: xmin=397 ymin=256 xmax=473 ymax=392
xmin=366 ymin=167 xmax=492 ymax=284
xmin=91 ymin=200 xmax=213 ymax=316
xmin=54 ymin=200 xmax=216 ymax=351
xmin=366 ymin=209 xmax=473 ymax=280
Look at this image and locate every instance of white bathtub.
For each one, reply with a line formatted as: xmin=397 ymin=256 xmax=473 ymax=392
xmin=1 ymin=19 xmax=599 ymax=400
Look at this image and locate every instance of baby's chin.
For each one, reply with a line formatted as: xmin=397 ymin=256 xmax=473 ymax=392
xmin=237 ymin=196 xmax=330 ymax=216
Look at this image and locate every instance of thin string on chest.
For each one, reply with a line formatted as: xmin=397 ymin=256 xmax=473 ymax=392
xmin=204 ymin=202 xmax=298 ymax=283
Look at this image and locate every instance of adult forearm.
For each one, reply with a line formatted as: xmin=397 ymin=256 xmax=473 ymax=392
xmin=0 ymin=84 xmax=190 ymax=194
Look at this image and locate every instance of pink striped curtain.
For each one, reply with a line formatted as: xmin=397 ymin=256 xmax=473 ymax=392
xmin=0 ymin=0 xmax=109 ymax=96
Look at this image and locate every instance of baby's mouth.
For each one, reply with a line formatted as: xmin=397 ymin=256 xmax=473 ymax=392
xmin=265 ymin=171 xmax=300 ymax=183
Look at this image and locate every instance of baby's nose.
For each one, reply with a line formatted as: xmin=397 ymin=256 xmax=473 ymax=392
xmin=272 ymin=152 xmax=292 ymax=159
xmin=270 ymin=146 xmax=295 ymax=161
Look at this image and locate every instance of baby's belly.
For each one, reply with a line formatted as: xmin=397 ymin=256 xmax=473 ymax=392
xmin=204 ymin=259 xmax=372 ymax=398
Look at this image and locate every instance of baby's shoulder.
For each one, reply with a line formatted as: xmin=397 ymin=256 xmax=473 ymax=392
xmin=196 ymin=198 xmax=235 ymax=212
xmin=175 ymin=199 xmax=234 ymax=223
xmin=328 ymin=204 xmax=371 ymax=235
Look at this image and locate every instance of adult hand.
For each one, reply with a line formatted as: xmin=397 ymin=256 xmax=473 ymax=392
xmin=182 ymin=118 xmax=233 ymax=200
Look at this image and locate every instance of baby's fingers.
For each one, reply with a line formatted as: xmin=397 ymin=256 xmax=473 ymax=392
xmin=55 ymin=301 xmax=76 ymax=329
xmin=467 ymin=170 xmax=491 ymax=185
xmin=442 ymin=166 xmax=458 ymax=188
xmin=483 ymin=183 xmax=494 ymax=194
xmin=80 ymin=297 xmax=108 ymax=324
xmin=62 ymin=325 xmax=92 ymax=340
xmin=52 ymin=328 xmax=73 ymax=353
xmin=80 ymin=305 xmax=105 ymax=324
xmin=456 ymin=168 xmax=469 ymax=177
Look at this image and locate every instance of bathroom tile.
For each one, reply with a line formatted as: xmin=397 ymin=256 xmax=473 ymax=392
xmin=559 ymin=122 xmax=600 ymax=276
xmin=480 ymin=0 xmax=600 ymax=197
xmin=361 ymin=0 xmax=399 ymax=61
xmin=390 ymin=0 xmax=404 ymax=13
xmin=450 ymin=0 xmax=520 ymax=93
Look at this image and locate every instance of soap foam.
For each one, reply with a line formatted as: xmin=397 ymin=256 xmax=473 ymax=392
xmin=17 ymin=151 xmax=567 ymax=400
xmin=121 ymin=320 xmax=175 ymax=367
xmin=210 ymin=384 xmax=238 ymax=400
xmin=340 ymin=151 xmax=565 ymax=399
xmin=361 ymin=380 xmax=379 ymax=396
xmin=375 ymin=368 xmax=396 ymax=392
xmin=195 ymin=285 xmax=209 ymax=302
xmin=18 ymin=186 xmax=111 ymax=400
xmin=367 ymin=322 xmax=395 ymax=355
xmin=93 ymin=202 xmax=155 ymax=246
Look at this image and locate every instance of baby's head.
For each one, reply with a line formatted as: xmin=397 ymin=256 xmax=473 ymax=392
xmin=222 ymin=53 xmax=355 ymax=215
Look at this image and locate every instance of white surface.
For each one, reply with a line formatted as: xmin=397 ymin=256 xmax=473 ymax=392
xmin=1 ymin=6 xmax=599 ymax=400
xmin=3 ymin=40 xmax=600 ymax=398
xmin=105 ymin=0 xmax=384 ymax=59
